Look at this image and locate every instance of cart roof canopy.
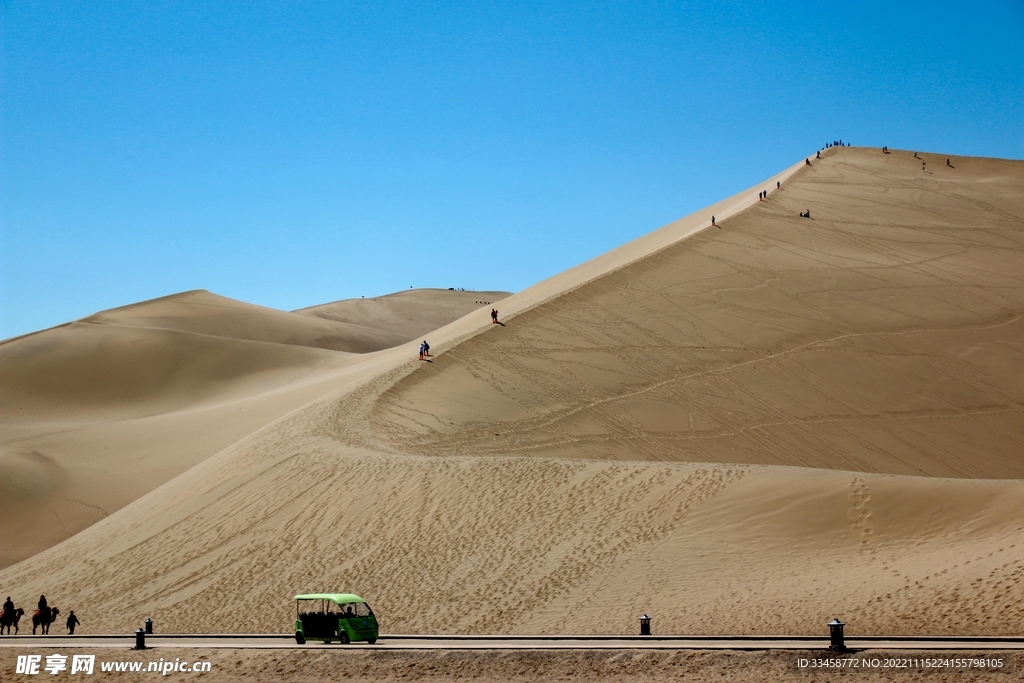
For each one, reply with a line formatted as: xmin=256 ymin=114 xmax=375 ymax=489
xmin=294 ymin=593 xmax=366 ymax=604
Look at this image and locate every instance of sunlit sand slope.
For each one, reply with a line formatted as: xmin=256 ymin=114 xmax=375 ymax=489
xmin=0 ymin=411 xmax=1020 ymax=635
xmin=296 ymin=288 xmax=510 ymax=352
xmin=1 ymin=149 xmax=1021 ymax=637
xmin=0 ymin=295 xmax=351 ymax=567
xmin=372 ymin=148 xmax=1024 ymax=477
xmin=0 ymin=289 xmax=503 ymax=567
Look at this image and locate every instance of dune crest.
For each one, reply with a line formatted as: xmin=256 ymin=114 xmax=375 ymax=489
xmin=295 ymin=288 xmax=510 ymax=352
xmin=372 ymin=148 xmax=1024 ymax=478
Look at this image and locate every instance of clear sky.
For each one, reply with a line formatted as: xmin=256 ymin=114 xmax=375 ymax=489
xmin=2 ymin=1 xmax=1022 ymax=339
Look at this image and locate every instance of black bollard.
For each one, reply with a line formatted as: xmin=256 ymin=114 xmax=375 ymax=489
xmin=828 ymin=618 xmax=846 ymax=651
xmin=133 ymin=628 xmax=147 ymax=650
xmin=639 ymin=614 xmax=651 ymax=636
xmin=145 ymin=618 xmax=153 ymax=635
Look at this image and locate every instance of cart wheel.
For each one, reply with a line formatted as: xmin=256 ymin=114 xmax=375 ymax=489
xmin=339 ymin=632 xmax=350 ymax=644
xmin=366 ymin=639 xmax=376 ymax=645
xmin=294 ymin=631 xmax=305 ymax=645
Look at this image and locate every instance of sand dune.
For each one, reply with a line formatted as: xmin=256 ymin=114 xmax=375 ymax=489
xmin=0 ymin=289 xmax=503 ymax=567
xmin=372 ymin=148 xmax=1024 ymax=477
xmin=1 ymin=147 xmax=1022 ymax=638
xmin=295 ymin=288 xmax=510 ymax=352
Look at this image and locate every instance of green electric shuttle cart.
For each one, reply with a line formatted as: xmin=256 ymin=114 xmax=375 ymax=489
xmin=293 ymin=593 xmax=379 ymax=644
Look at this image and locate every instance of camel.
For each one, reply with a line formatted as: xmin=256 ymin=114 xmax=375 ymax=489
xmin=1 ymin=608 xmax=25 ymax=635
xmin=32 ymin=607 xmax=59 ymax=635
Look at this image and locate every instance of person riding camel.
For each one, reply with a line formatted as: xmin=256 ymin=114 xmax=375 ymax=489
xmin=2 ymin=597 xmax=13 ymax=617
xmin=37 ymin=595 xmax=47 ymax=614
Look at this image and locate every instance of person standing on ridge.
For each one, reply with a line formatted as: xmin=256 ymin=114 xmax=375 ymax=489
xmin=418 ymin=341 xmax=426 ymax=361
xmin=711 ymin=215 xmax=716 ymax=227
xmin=422 ymin=340 xmax=430 ymax=357
xmin=491 ymin=308 xmax=498 ymax=324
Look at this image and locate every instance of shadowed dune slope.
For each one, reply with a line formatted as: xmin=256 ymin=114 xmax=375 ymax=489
xmin=1 ymin=148 xmax=1022 ymax=638
xmin=371 ymin=148 xmax=1024 ymax=477
xmin=295 ymin=288 xmax=510 ymax=352
xmin=0 ymin=291 xmax=353 ymax=568
xmin=0 ymin=289 xmax=505 ymax=568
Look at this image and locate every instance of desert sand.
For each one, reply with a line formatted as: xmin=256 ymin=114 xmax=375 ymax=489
xmin=0 ymin=289 xmax=507 ymax=567
xmin=0 ymin=147 xmax=1022 ymax=642
xmin=295 ymin=288 xmax=509 ymax=352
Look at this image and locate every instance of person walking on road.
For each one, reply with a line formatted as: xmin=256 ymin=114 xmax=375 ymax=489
xmin=66 ymin=611 xmax=80 ymax=635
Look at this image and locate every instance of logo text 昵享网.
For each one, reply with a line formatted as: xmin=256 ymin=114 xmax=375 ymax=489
xmin=16 ymin=654 xmax=211 ymax=675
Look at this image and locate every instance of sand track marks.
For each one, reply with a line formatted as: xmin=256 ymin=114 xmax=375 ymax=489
xmin=369 ymin=149 xmax=1024 ymax=477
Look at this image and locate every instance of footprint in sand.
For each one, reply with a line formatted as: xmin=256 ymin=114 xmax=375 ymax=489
xmin=847 ymin=477 xmax=874 ymax=549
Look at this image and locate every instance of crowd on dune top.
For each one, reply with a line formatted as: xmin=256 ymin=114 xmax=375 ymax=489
xmin=714 ymin=141 xmax=952 ymax=230
xmin=1 ymin=594 xmax=81 ymax=636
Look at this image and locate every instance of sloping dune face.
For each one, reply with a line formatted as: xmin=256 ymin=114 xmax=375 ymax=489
xmin=0 ymin=289 xmax=502 ymax=568
xmin=373 ymin=149 xmax=1024 ymax=477
xmin=2 ymin=149 xmax=1022 ymax=638
xmin=0 ymin=291 xmax=356 ymax=568
xmin=295 ymin=288 xmax=510 ymax=352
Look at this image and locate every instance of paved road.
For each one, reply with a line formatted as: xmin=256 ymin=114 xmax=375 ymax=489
xmin=2 ymin=635 xmax=1022 ymax=650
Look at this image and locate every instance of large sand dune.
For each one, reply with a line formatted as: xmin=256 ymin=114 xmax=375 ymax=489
xmin=0 ymin=289 xmax=505 ymax=567
xmin=1 ymin=147 xmax=1022 ymax=638
xmin=295 ymin=288 xmax=509 ymax=352
xmin=372 ymin=150 xmax=1024 ymax=477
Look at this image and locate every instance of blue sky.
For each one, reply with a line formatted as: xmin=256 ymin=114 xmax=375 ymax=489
xmin=2 ymin=1 xmax=1022 ymax=339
